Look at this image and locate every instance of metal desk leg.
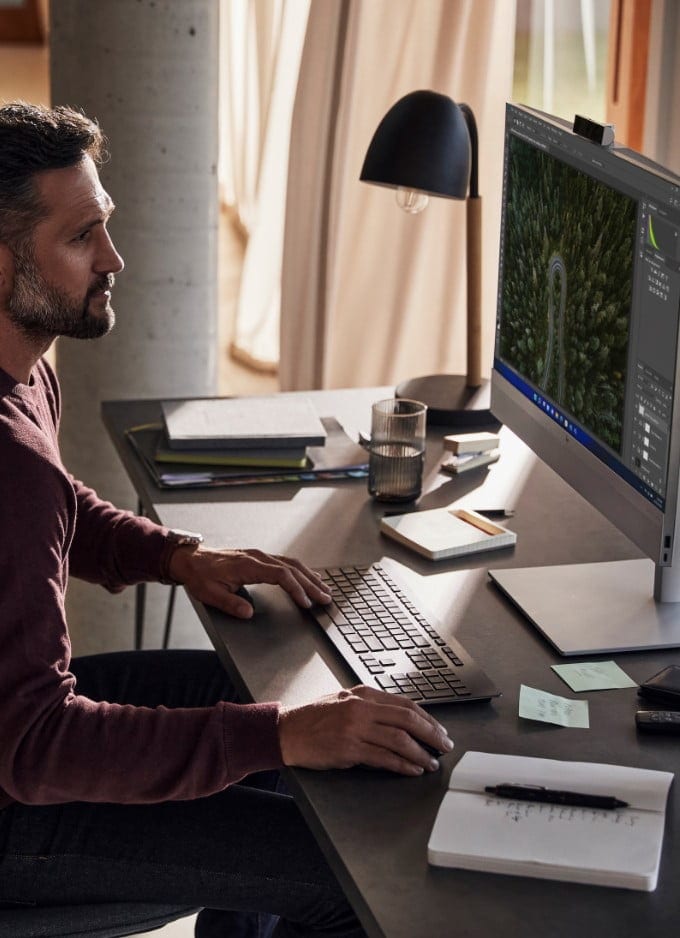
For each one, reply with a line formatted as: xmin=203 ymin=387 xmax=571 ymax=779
xmin=135 ymin=581 xmax=146 ymax=650
xmin=134 ymin=500 xmax=177 ymax=650
xmin=135 ymin=498 xmax=147 ymax=650
xmin=162 ymin=585 xmax=177 ymax=650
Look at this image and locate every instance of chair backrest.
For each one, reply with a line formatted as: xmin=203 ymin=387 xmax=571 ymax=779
xmin=0 ymin=902 xmax=197 ymax=938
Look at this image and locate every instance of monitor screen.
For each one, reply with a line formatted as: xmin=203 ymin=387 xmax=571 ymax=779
xmin=490 ymin=104 xmax=680 ymax=654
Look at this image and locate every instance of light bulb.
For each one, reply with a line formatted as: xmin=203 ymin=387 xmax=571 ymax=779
xmin=395 ymin=187 xmax=429 ymax=214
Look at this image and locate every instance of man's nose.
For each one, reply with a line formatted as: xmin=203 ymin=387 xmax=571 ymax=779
xmin=95 ymin=228 xmax=124 ymax=274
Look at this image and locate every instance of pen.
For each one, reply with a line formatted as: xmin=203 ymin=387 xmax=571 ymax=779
xmin=484 ymin=784 xmax=629 ymax=810
xmin=475 ymin=509 xmax=515 ymax=519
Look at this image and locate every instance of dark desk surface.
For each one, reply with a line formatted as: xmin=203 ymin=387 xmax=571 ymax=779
xmin=103 ymin=389 xmax=679 ymax=938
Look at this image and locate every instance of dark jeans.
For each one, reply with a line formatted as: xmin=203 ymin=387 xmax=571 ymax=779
xmin=0 ymin=650 xmax=365 ymax=937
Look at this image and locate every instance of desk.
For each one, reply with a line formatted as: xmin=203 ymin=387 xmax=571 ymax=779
xmin=103 ymin=388 xmax=680 ymax=938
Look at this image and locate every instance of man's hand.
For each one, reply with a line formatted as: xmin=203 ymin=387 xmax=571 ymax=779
xmin=278 ymin=685 xmax=454 ymax=776
xmin=167 ymin=545 xmax=332 ymax=617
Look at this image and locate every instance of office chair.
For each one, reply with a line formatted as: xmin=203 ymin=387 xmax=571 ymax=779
xmin=0 ymin=901 xmax=197 ymax=937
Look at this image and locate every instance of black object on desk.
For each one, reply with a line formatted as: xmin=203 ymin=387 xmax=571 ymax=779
xmin=638 ymin=665 xmax=680 ymax=707
xmin=636 ymin=710 xmax=680 ymax=734
xmin=484 ymin=784 xmax=628 ymax=810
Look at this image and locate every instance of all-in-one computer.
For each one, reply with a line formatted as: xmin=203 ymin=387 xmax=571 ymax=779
xmin=491 ymin=103 xmax=680 ymax=655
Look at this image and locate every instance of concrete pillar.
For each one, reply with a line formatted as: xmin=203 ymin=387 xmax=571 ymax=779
xmin=49 ymin=0 xmax=219 ymax=652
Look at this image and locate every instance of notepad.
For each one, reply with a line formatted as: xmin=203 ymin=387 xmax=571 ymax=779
xmin=428 ymin=751 xmax=673 ymax=891
xmin=380 ymin=507 xmax=516 ymax=560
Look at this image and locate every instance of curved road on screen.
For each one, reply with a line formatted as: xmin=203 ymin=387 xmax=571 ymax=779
xmin=541 ymin=253 xmax=567 ymax=402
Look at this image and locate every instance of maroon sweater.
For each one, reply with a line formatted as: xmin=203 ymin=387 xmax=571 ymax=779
xmin=0 ymin=359 xmax=282 ymax=809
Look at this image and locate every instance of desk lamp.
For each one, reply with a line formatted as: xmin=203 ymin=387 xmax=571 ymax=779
xmin=360 ymin=89 xmax=498 ymax=428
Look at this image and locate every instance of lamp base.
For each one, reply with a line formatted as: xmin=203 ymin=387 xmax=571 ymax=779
xmin=395 ymin=373 xmax=501 ymax=430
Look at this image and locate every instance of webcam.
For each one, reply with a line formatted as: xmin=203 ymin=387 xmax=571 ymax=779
xmin=572 ymin=114 xmax=615 ymax=147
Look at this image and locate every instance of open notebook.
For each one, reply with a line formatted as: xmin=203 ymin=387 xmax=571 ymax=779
xmin=428 ymin=750 xmax=673 ymax=891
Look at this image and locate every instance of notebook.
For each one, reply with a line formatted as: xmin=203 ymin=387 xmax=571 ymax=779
xmin=380 ymin=507 xmax=516 ymax=560
xmin=428 ymin=750 xmax=673 ymax=890
xmin=161 ymin=396 xmax=327 ymax=450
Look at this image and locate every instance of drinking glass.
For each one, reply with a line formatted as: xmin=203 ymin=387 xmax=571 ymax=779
xmin=368 ymin=398 xmax=427 ymax=502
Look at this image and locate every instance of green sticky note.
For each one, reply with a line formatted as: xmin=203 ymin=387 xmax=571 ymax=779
xmin=551 ymin=661 xmax=637 ymax=692
xmin=519 ymin=684 xmax=589 ymax=728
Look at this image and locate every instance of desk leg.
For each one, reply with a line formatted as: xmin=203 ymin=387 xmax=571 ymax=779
xmin=162 ymin=585 xmax=177 ymax=650
xmin=134 ymin=500 xmax=178 ymax=650
xmin=134 ymin=498 xmax=146 ymax=651
xmin=135 ymin=582 xmax=147 ymax=650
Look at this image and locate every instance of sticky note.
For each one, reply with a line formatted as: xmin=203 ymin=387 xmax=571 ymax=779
xmin=519 ymin=684 xmax=589 ymax=728
xmin=551 ymin=661 xmax=637 ymax=692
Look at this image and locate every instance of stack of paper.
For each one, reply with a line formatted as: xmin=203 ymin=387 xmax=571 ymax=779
xmin=160 ymin=395 xmax=327 ymax=469
xmin=428 ymin=751 xmax=673 ymax=891
xmin=126 ymin=418 xmax=368 ymax=489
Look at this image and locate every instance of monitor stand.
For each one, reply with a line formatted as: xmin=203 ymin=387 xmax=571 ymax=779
xmin=489 ymin=558 xmax=680 ymax=655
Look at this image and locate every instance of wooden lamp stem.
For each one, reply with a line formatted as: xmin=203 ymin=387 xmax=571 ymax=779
xmin=466 ymin=194 xmax=482 ymax=388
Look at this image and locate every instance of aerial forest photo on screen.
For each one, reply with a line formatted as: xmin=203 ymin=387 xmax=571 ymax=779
xmin=499 ymin=134 xmax=637 ymax=452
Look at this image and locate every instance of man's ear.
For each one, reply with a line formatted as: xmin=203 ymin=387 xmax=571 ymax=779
xmin=0 ymin=244 xmax=15 ymax=305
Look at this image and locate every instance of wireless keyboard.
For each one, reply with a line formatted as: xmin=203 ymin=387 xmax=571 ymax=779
xmin=309 ymin=563 xmax=500 ymax=705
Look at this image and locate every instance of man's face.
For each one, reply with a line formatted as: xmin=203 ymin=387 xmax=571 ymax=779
xmin=6 ymin=155 xmax=124 ymax=340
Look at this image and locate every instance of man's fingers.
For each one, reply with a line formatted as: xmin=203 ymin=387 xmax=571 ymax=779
xmin=273 ymin=555 xmax=331 ymax=597
xmin=363 ymin=726 xmax=441 ymax=772
xmin=177 ymin=547 xmax=333 ymax=611
xmin=350 ymin=685 xmax=452 ymax=750
xmin=240 ymin=552 xmax=331 ymax=608
xmin=193 ymin=579 xmax=254 ymax=619
xmin=357 ymin=743 xmax=433 ymax=777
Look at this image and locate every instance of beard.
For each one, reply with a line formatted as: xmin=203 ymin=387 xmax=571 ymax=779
xmin=7 ymin=249 xmax=116 ymax=341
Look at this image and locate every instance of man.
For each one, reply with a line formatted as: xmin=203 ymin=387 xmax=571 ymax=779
xmin=0 ymin=103 xmax=452 ymax=936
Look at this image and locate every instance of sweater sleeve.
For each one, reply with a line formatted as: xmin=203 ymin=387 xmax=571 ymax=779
xmin=0 ymin=421 xmax=283 ymax=808
xmin=40 ymin=354 xmax=171 ymax=592
xmin=68 ymin=475 xmax=171 ymax=591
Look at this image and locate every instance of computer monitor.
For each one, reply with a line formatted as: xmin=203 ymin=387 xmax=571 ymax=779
xmin=489 ymin=103 xmax=680 ymax=655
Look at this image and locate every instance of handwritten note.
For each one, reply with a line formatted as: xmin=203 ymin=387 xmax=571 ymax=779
xmin=519 ymin=684 xmax=590 ymax=728
xmin=551 ymin=660 xmax=636 ymax=692
xmin=484 ymin=797 xmax=641 ymax=826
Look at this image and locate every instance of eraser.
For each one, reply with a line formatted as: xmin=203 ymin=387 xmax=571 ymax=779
xmin=443 ymin=432 xmax=500 ymax=455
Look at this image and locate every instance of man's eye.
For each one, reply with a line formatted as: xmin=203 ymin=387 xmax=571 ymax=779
xmin=73 ymin=230 xmax=91 ymax=243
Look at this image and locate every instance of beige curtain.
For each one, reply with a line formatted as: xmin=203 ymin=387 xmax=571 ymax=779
xmin=644 ymin=0 xmax=680 ymax=173
xmin=280 ymin=0 xmax=517 ymax=391
xmin=219 ymin=0 xmax=310 ymax=368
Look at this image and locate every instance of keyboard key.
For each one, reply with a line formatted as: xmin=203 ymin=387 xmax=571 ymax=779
xmin=377 ymin=675 xmax=398 ymax=691
xmin=423 ymin=688 xmax=456 ymax=699
xmin=347 ymin=639 xmax=369 ymax=653
xmin=365 ymin=636 xmax=384 ymax=652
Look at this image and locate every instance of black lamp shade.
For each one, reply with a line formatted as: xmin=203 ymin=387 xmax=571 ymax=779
xmin=360 ymin=90 xmax=471 ymax=199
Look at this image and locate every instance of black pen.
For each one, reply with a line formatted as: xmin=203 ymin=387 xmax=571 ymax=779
xmin=484 ymin=784 xmax=629 ymax=810
xmin=475 ymin=509 xmax=515 ymax=519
